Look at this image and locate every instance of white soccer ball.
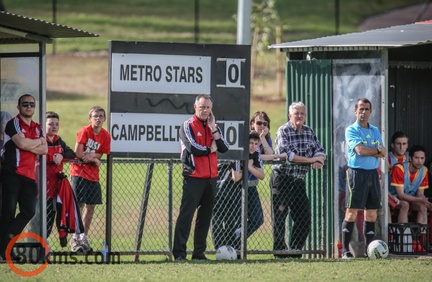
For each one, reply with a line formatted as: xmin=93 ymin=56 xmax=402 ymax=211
xmin=216 ymin=245 xmax=237 ymax=260
xmin=367 ymin=240 xmax=389 ymax=259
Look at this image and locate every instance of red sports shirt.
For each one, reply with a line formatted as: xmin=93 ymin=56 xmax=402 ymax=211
xmin=70 ymin=125 xmax=111 ymax=181
xmin=2 ymin=115 xmax=43 ymax=180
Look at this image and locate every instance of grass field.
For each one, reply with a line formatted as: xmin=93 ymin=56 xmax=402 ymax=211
xmin=2 ymin=0 xmax=426 ymax=52
xmin=1 ymin=256 xmax=432 ymax=281
xmin=2 ymin=0 xmax=432 ymax=280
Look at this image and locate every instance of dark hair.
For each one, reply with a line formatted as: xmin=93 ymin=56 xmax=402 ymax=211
xmin=18 ymin=94 xmax=35 ymax=105
xmin=409 ymin=145 xmax=426 ymax=158
xmin=195 ymin=94 xmax=212 ymax=103
xmin=391 ymin=131 xmax=408 ymax=144
xmin=250 ymin=111 xmax=271 ymax=137
xmin=249 ymin=130 xmax=260 ymax=141
xmin=355 ymin=98 xmax=372 ymax=111
xmin=46 ymin=111 xmax=60 ymax=120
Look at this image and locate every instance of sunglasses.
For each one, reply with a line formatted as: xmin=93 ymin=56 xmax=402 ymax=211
xmin=255 ymin=121 xmax=268 ymax=126
xmin=21 ymin=102 xmax=36 ymax=108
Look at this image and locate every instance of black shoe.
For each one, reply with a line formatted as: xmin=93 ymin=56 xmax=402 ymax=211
xmin=60 ymin=236 xmax=68 ymax=248
xmin=191 ymin=254 xmax=208 ymax=260
xmin=175 ymin=256 xmax=187 ymax=261
xmin=274 ymin=254 xmax=302 ymax=259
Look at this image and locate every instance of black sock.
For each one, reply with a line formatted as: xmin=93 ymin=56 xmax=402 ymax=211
xmin=364 ymin=221 xmax=375 ymax=247
xmin=341 ymin=220 xmax=354 ymax=253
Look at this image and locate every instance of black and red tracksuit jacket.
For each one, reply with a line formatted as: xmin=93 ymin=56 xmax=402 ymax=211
xmin=179 ymin=115 xmax=229 ymax=178
xmin=46 ymin=135 xmax=75 ymax=198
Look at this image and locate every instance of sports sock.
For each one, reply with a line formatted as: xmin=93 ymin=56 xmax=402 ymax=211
xmin=341 ymin=220 xmax=354 ymax=253
xmin=364 ymin=221 xmax=375 ymax=247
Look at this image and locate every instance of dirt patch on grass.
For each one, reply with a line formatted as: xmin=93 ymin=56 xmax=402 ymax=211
xmin=46 ymin=51 xmax=109 ymax=99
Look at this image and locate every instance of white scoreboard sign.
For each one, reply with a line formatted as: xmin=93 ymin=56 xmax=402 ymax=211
xmin=111 ymin=113 xmax=244 ymax=154
xmin=111 ymin=53 xmax=211 ymax=94
xmin=109 ymin=41 xmax=250 ymax=159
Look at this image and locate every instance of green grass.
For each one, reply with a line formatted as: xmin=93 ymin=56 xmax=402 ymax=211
xmin=3 ymin=1 xmax=432 ymax=280
xmin=1 ymin=257 xmax=432 ymax=281
xmin=48 ymin=97 xmax=286 ymax=148
xmin=3 ymin=0 xmax=426 ymax=53
xmin=46 ymin=97 xmax=108 ymax=147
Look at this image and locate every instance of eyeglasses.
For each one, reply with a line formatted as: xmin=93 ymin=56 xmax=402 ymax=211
xmin=21 ymin=102 xmax=35 ymax=108
xmin=255 ymin=121 xmax=268 ymax=126
xmin=91 ymin=115 xmax=105 ymax=119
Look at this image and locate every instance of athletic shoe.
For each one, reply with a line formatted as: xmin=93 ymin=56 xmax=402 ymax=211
xmin=70 ymin=236 xmax=83 ymax=253
xmin=342 ymin=251 xmax=354 ymax=259
xmin=191 ymin=254 xmax=208 ymax=260
xmin=80 ymin=237 xmax=92 ymax=252
xmin=175 ymin=256 xmax=187 ymax=261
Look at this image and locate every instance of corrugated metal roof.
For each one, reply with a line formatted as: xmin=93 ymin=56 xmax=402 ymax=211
xmin=269 ymin=20 xmax=432 ymax=52
xmin=0 ymin=11 xmax=98 ymax=44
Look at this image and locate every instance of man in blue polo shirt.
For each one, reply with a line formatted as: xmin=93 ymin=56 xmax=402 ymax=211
xmin=341 ymin=98 xmax=387 ymax=259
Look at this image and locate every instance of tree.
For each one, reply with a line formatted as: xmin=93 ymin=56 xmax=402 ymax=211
xmin=250 ymin=0 xmax=284 ymax=98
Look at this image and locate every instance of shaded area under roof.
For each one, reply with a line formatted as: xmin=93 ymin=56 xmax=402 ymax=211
xmin=0 ymin=11 xmax=98 ymax=44
xmin=269 ymin=21 xmax=432 ymax=52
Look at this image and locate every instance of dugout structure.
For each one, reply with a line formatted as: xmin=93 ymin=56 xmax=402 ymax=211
xmin=0 ymin=11 xmax=97 ymax=242
xmin=270 ymin=20 xmax=432 ymax=258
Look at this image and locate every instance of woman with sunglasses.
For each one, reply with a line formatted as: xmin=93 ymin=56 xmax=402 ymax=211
xmin=250 ymin=111 xmax=287 ymax=161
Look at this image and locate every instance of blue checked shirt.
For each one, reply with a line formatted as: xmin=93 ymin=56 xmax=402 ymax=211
xmin=272 ymin=121 xmax=326 ymax=179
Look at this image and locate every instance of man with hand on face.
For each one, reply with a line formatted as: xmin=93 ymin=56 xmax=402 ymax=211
xmin=173 ymin=94 xmax=229 ymax=261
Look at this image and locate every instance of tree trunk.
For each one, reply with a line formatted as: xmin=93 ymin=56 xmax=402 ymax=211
xmin=0 ymin=0 xmax=6 ymax=11
xmin=275 ymin=25 xmax=284 ymax=99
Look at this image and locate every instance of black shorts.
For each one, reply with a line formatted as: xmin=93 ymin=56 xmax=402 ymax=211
xmin=346 ymin=167 xmax=381 ymax=210
xmin=71 ymin=176 xmax=102 ymax=205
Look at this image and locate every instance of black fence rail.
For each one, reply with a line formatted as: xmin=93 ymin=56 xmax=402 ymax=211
xmin=36 ymin=158 xmax=327 ymax=261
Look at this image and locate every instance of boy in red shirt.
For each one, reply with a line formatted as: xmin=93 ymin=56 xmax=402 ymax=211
xmin=45 ymin=112 xmax=79 ymax=245
xmin=70 ymin=106 xmax=111 ymax=252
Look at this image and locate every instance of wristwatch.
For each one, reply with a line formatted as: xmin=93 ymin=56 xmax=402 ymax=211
xmin=377 ymin=147 xmax=381 ymax=154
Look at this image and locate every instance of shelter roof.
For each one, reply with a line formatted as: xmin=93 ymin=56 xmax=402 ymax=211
xmin=0 ymin=11 xmax=98 ymax=44
xmin=269 ymin=20 xmax=432 ymax=52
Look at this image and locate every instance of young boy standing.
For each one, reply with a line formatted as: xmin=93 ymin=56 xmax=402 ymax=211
xmin=70 ymin=106 xmax=111 ymax=252
xmin=45 ymin=112 xmax=76 ymax=243
xmin=212 ymin=131 xmax=265 ymax=252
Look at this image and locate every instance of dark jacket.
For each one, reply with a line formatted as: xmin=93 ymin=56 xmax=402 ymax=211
xmin=180 ymin=115 xmax=229 ymax=178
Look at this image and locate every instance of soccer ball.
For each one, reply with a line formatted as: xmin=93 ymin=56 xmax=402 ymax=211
xmin=216 ymin=245 xmax=237 ymax=260
xmin=367 ymin=240 xmax=389 ymax=259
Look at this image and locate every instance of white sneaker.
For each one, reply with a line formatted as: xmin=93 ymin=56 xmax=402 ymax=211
xmin=80 ymin=236 xmax=92 ymax=252
xmin=342 ymin=251 xmax=354 ymax=259
xmin=70 ymin=236 xmax=83 ymax=253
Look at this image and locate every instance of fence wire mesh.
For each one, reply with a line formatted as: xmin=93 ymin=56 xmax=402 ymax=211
xmin=37 ymin=158 xmax=326 ymax=260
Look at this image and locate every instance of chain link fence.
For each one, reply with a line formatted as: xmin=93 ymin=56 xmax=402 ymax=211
xmin=39 ymin=158 xmax=326 ymax=261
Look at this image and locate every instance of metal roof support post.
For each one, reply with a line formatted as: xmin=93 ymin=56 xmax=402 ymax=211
xmin=237 ymin=0 xmax=251 ymax=45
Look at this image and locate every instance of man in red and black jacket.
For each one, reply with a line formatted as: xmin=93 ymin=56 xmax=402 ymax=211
xmin=173 ymin=94 xmax=229 ymax=261
xmin=0 ymin=94 xmax=48 ymax=260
